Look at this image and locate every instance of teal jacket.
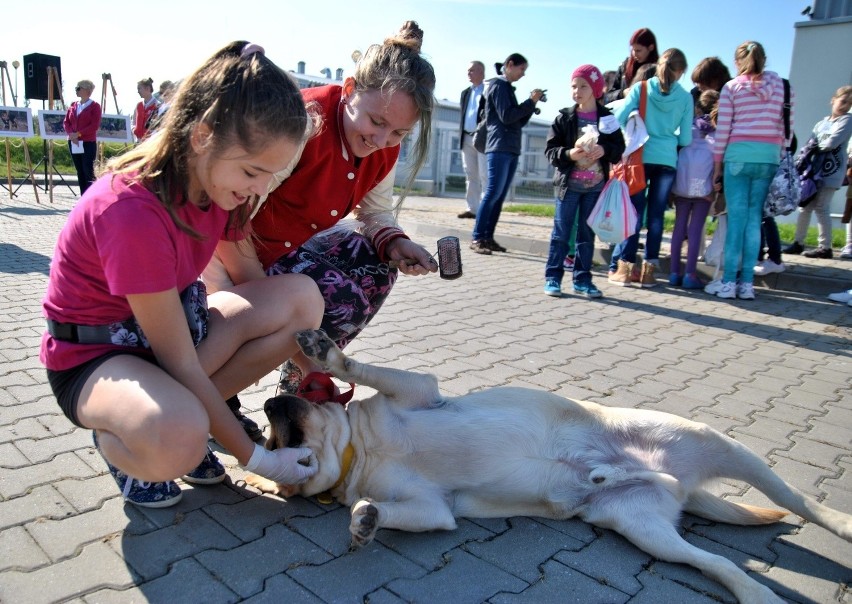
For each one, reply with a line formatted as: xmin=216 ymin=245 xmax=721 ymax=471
xmin=615 ymin=77 xmax=693 ymax=168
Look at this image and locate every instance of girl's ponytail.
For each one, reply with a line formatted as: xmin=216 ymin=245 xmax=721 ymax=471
xmin=656 ymin=48 xmax=687 ymax=94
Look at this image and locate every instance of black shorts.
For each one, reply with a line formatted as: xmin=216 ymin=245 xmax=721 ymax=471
xmin=46 ymin=351 xmax=154 ymax=428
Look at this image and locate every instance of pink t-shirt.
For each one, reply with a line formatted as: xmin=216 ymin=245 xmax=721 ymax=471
xmin=40 ymin=173 xmax=232 ymax=371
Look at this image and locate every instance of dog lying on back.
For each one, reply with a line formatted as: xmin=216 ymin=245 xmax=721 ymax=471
xmin=247 ymin=329 xmax=852 ymax=604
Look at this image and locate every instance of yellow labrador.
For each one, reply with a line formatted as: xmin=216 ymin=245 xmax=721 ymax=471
xmin=248 ymin=329 xmax=852 ymax=604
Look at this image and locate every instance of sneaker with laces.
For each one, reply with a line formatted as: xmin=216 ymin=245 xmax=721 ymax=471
xmin=543 ymin=279 xmax=562 ymax=297
xmin=183 ymin=446 xmax=226 ymax=485
xmin=840 ymin=244 xmax=852 ymax=259
xmin=469 ymin=240 xmax=492 ymax=255
xmin=573 ymin=281 xmax=603 ymax=298
xmin=827 ymin=289 xmax=852 ymax=303
xmin=92 ymin=432 xmax=182 ymax=508
xmin=736 ymin=282 xmax=755 ymax=300
xmin=704 ymin=279 xmax=736 ymax=299
xmin=562 ymin=255 xmax=575 ymax=270
xmin=754 ymin=259 xmax=786 ymax=276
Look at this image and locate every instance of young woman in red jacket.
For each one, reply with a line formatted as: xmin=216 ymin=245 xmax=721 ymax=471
xmin=63 ymin=79 xmax=102 ymax=195
xmin=132 ymin=77 xmax=160 ymax=142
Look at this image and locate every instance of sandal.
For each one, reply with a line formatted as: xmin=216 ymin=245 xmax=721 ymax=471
xmin=296 ymin=372 xmax=355 ymax=405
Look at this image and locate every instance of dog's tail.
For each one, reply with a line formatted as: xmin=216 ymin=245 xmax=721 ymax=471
xmin=684 ymin=488 xmax=788 ymax=525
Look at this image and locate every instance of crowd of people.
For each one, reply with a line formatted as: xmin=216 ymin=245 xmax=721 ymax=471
xmin=457 ymin=28 xmax=852 ymax=302
xmin=42 ymin=23 xmax=851 ymax=510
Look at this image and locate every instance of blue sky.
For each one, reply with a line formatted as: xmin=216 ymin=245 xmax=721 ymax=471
xmin=3 ymin=0 xmax=809 ymax=123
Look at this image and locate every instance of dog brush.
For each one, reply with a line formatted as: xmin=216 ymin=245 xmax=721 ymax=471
xmin=389 ymin=236 xmax=463 ymax=280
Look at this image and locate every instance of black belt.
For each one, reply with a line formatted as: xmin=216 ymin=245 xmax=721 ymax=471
xmin=46 ymin=318 xmax=141 ymax=345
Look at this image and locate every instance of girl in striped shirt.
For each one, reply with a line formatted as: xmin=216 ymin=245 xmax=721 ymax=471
xmin=706 ymin=41 xmax=794 ymax=300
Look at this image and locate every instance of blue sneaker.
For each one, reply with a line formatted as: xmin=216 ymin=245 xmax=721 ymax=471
xmin=183 ymin=446 xmax=226 ymax=485
xmin=543 ymin=279 xmax=562 ymax=297
xmin=668 ymin=273 xmax=683 ymax=286
xmin=573 ymin=282 xmax=603 ymax=299
xmin=682 ymin=273 xmax=705 ymax=290
xmin=92 ymin=432 xmax=182 ymax=508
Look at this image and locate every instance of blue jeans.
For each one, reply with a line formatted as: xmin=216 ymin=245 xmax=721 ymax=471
xmin=609 ymin=189 xmax=646 ymax=271
xmin=545 ymin=189 xmax=599 ymax=285
xmin=472 ymin=152 xmax=519 ymax=241
xmin=723 ymin=161 xmax=776 ymax=283
xmin=642 ymin=163 xmax=676 ymax=262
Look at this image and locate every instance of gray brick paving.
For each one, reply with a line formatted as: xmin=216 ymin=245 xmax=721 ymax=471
xmin=1 ymin=187 xmax=850 ymax=602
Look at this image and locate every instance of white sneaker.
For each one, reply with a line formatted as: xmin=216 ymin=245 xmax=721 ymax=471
xmin=704 ymin=279 xmax=736 ymax=299
xmin=840 ymin=244 xmax=852 ymax=259
xmin=736 ymin=282 xmax=755 ymax=300
xmin=753 ymin=259 xmax=786 ymax=276
xmin=827 ymin=289 xmax=852 ymax=303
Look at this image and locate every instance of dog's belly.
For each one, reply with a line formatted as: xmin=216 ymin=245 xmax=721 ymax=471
xmin=351 ymin=388 xmax=678 ymax=517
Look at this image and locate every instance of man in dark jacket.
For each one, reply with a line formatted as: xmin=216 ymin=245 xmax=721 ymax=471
xmin=458 ymin=61 xmax=486 ymax=219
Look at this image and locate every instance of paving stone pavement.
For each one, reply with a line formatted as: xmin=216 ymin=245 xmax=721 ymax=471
xmin=0 ymin=184 xmax=850 ymax=604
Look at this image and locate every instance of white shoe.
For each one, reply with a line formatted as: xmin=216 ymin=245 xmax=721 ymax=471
xmin=704 ymin=279 xmax=736 ymax=299
xmin=736 ymin=282 xmax=755 ymax=300
xmin=840 ymin=244 xmax=852 ymax=259
xmin=753 ymin=259 xmax=786 ymax=276
xmin=827 ymin=289 xmax=852 ymax=303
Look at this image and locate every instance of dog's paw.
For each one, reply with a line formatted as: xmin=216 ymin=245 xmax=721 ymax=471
xmin=296 ymin=329 xmax=336 ymax=363
xmin=245 ymin=473 xmax=284 ymax=496
xmin=349 ymin=498 xmax=379 ymax=549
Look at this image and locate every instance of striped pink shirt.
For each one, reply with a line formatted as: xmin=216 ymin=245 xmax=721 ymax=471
xmin=714 ymin=71 xmax=794 ymax=161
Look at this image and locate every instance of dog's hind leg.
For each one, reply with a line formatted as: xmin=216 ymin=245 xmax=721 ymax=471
xmin=710 ymin=435 xmax=852 ymax=541
xmin=606 ymin=512 xmax=783 ymax=604
xmin=296 ymin=329 xmax=441 ymax=407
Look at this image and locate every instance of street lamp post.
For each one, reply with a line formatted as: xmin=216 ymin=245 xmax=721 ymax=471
xmin=11 ymin=60 xmax=20 ymax=105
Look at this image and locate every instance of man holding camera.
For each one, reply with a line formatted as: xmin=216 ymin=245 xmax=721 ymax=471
xmin=469 ymin=53 xmax=545 ymax=255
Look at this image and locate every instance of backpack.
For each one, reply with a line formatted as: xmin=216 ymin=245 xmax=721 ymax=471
xmin=672 ymin=122 xmax=714 ymax=198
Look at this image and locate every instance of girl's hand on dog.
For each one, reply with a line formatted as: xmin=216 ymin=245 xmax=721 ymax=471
xmin=244 ymin=443 xmax=317 ymax=484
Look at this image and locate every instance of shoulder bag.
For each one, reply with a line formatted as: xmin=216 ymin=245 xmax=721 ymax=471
xmin=610 ymin=81 xmax=647 ymax=195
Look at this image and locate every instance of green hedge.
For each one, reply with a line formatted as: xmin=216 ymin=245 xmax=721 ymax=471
xmin=0 ymin=137 xmax=131 ymax=177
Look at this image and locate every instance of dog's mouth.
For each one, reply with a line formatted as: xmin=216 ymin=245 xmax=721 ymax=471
xmin=263 ymin=394 xmax=308 ymax=451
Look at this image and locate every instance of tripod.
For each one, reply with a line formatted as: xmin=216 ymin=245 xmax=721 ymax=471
xmin=33 ymin=66 xmax=75 ymax=201
xmin=0 ymin=60 xmax=40 ymax=202
xmin=98 ymin=73 xmax=123 ymax=165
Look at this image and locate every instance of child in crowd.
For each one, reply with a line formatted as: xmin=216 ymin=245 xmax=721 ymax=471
xmin=707 ymin=41 xmax=792 ymax=300
xmin=40 ymin=42 xmax=322 ymax=508
xmin=669 ymin=90 xmax=719 ymax=289
xmin=543 ymin=64 xmax=625 ymax=298
xmin=783 ymin=85 xmax=852 ymax=259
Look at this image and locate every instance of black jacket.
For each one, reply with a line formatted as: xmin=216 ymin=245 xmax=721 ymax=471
xmin=483 ymin=77 xmax=537 ymax=155
xmin=545 ymin=103 xmax=626 ymax=200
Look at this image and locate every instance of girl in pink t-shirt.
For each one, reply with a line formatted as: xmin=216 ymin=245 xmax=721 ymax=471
xmin=40 ymin=41 xmax=323 ymax=508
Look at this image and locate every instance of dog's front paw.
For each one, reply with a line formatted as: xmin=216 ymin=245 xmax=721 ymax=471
xmin=349 ymin=498 xmax=379 ymax=549
xmin=245 ymin=473 xmax=284 ymax=496
xmin=296 ymin=329 xmax=336 ymax=363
